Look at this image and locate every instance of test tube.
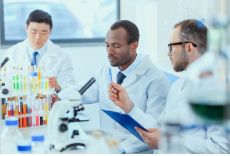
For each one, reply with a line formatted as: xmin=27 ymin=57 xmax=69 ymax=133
xmin=27 ymin=66 xmax=31 ymax=95
xmin=12 ymin=97 xmax=16 ymax=116
xmin=38 ymin=66 xmax=41 ymax=90
xmin=44 ymin=70 xmax=49 ymax=91
xmin=35 ymin=96 xmax=39 ymax=126
xmin=13 ymin=67 xmax=16 ymax=91
xmin=30 ymin=66 xmax=34 ymax=91
xmin=32 ymin=96 xmax=36 ymax=127
xmin=24 ymin=67 xmax=28 ymax=91
xmin=44 ymin=95 xmax=48 ymax=124
xmin=27 ymin=96 xmax=32 ymax=127
xmin=11 ymin=97 xmax=14 ymax=116
xmin=15 ymin=96 xmax=19 ymax=117
xmin=23 ymin=95 xmax=27 ymax=128
xmin=42 ymin=95 xmax=45 ymax=124
xmin=38 ymin=96 xmax=43 ymax=125
xmin=20 ymin=67 xmax=23 ymax=91
xmin=7 ymin=97 xmax=11 ymax=117
xmin=19 ymin=97 xmax=23 ymax=128
xmin=16 ymin=67 xmax=19 ymax=91
xmin=47 ymin=70 xmax=55 ymax=94
xmin=47 ymin=94 xmax=51 ymax=111
xmin=42 ymin=66 xmax=45 ymax=90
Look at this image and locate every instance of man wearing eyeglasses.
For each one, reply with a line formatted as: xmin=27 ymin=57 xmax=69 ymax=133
xmin=108 ymin=19 xmax=229 ymax=153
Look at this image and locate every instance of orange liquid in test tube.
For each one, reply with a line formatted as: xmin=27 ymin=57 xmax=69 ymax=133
xmin=23 ymin=104 xmax=27 ymax=127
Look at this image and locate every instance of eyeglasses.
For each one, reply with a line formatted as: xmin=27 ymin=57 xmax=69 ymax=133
xmin=168 ymin=41 xmax=197 ymax=52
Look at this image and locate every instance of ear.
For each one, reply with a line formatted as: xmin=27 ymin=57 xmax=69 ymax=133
xmin=131 ymin=41 xmax=138 ymax=51
xmin=25 ymin=24 xmax=28 ymax=31
xmin=185 ymin=43 xmax=195 ymax=56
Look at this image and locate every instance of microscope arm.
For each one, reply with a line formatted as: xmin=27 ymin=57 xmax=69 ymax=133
xmin=47 ymin=92 xmax=82 ymax=142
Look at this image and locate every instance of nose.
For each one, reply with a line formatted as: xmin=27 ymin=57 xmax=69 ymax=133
xmin=168 ymin=51 xmax=171 ymax=56
xmin=35 ymin=33 xmax=41 ymax=40
xmin=107 ymin=46 xmax=114 ymax=55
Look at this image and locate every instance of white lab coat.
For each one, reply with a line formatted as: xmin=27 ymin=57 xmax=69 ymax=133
xmin=58 ymin=54 xmax=170 ymax=153
xmin=2 ymin=39 xmax=76 ymax=91
xmin=156 ymin=75 xmax=229 ymax=154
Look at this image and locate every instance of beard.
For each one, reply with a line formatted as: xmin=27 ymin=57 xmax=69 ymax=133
xmin=173 ymin=49 xmax=189 ymax=72
xmin=109 ymin=51 xmax=132 ymax=67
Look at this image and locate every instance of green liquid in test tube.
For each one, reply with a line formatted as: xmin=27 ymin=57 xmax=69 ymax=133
xmin=13 ymin=76 xmax=15 ymax=90
xmin=13 ymin=67 xmax=16 ymax=90
xmin=16 ymin=76 xmax=19 ymax=90
xmin=16 ymin=67 xmax=19 ymax=90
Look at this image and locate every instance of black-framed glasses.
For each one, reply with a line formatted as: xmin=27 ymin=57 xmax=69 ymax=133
xmin=168 ymin=41 xmax=197 ymax=52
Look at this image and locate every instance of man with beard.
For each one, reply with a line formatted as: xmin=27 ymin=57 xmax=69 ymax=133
xmin=51 ymin=20 xmax=170 ymax=153
xmin=108 ymin=19 xmax=229 ymax=153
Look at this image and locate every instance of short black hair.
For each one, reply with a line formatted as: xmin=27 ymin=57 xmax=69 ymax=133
xmin=174 ymin=19 xmax=208 ymax=55
xmin=26 ymin=10 xmax=52 ymax=30
xmin=110 ymin=20 xmax=140 ymax=45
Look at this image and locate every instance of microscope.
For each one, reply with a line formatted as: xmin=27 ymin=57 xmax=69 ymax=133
xmin=47 ymin=77 xmax=96 ymax=152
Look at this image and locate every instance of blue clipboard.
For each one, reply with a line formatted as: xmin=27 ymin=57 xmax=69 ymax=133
xmin=102 ymin=109 xmax=149 ymax=142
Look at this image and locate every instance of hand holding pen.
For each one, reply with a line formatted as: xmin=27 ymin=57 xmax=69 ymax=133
xmin=108 ymin=82 xmax=134 ymax=114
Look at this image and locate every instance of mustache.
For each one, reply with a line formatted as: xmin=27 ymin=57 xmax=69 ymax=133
xmin=108 ymin=55 xmax=117 ymax=59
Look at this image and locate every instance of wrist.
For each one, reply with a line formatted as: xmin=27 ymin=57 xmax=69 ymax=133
xmin=55 ymin=84 xmax=61 ymax=92
xmin=124 ymin=100 xmax=134 ymax=114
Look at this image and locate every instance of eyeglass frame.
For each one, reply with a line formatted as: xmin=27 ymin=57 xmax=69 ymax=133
xmin=168 ymin=41 xmax=197 ymax=52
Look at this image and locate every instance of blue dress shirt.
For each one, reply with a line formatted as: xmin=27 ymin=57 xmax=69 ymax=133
xmin=27 ymin=42 xmax=47 ymax=67
xmin=116 ymin=54 xmax=145 ymax=116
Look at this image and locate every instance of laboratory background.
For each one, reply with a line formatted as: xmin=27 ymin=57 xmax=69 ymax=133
xmin=0 ymin=0 xmax=229 ymax=154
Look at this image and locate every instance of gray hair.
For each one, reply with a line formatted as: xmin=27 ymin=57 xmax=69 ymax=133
xmin=174 ymin=19 xmax=208 ymax=55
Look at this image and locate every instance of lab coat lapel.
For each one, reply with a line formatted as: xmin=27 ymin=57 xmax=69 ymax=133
xmin=38 ymin=40 xmax=58 ymax=69
xmin=121 ymin=56 xmax=150 ymax=88
xmin=18 ymin=39 xmax=31 ymax=68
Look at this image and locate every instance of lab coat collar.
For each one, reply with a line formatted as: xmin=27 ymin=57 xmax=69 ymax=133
xmin=19 ymin=39 xmax=58 ymax=56
xmin=17 ymin=39 xmax=58 ymax=69
xmin=117 ymin=54 xmax=143 ymax=77
xmin=17 ymin=39 xmax=31 ymax=68
xmin=121 ymin=54 xmax=152 ymax=88
xmin=27 ymin=40 xmax=47 ymax=60
xmin=45 ymin=39 xmax=59 ymax=56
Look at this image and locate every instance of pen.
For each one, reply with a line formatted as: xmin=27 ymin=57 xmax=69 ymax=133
xmin=109 ymin=67 xmax=113 ymax=89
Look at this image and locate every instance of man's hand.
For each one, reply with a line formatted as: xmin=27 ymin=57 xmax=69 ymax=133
xmin=108 ymin=82 xmax=134 ymax=114
xmin=48 ymin=77 xmax=61 ymax=92
xmin=135 ymin=127 xmax=161 ymax=149
xmin=51 ymin=94 xmax=60 ymax=107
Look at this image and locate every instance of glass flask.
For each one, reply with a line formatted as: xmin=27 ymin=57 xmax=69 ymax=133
xmin=186 ymin=16 xmax=229 ymax=123
xmin=159 ymin=123 xmax=184 ymax=154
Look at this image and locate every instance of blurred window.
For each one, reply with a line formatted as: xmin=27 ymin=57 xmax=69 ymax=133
xmin=0 ymin=0 xmax=120 ymax=45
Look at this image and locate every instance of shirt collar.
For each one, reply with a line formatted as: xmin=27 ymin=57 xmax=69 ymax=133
xmin=117 ymin=54 xmax=144 ymax=77
xmin=27 ymin=41 xmax=47 ymax=58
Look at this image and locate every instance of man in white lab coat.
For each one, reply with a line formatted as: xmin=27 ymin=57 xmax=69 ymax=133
xmin=3 ymin=10 xmax=76 ymax=92
xmin=52 ymin=20 xmax=170 ymax=153
xmin=109 ymin=19 xmax=229 ymax=153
